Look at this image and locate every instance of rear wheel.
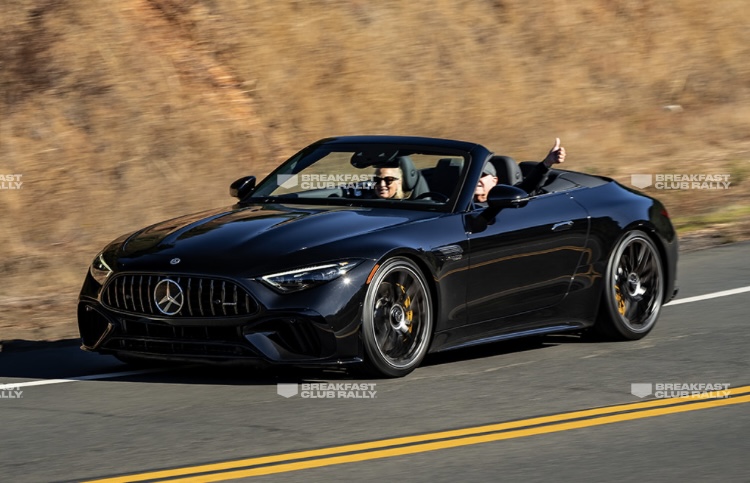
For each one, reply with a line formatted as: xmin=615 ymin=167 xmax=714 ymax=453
xmin=360 ymin=257 xmax=434 ymax=377
xmin=596 ymin=231 xmax=665 ymax=340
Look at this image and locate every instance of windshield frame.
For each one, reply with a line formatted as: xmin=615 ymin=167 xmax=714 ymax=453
xmin=246 ymin=140 xmax=480 ymax=213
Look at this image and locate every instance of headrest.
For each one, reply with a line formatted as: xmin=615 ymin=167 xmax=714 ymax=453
xmin=398 ymin=156 xmax=420 ymax=192
xmin=438 ymin=157 xmax=465 ymax=170
xmin=490 ymin=155 xmax=522 ymax=186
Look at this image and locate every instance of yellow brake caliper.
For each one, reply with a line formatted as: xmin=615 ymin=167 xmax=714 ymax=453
xmin=397 ymin=284 xmax=414 ymax=333
xmin=614 ymin=285 xmax=626 ymax=316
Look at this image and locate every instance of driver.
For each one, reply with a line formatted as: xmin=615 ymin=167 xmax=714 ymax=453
xmin=373 ymin=166 xmax=405 ymax=199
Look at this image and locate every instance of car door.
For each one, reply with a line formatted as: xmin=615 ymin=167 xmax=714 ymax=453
xmin=464 ymin=191 xmax=589 ymax=326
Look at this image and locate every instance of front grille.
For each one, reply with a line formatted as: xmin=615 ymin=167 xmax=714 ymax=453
xmin=101 ymin=274 xmax=258 ymax=318
xmin=107 ymin=338 xmax=255 ymax=358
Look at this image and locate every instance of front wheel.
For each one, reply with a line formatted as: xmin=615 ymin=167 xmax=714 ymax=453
xmin=360 ymin=257 xmax=434 ymax=377
xmin=596 ymin=231 xmax=665 ymax=340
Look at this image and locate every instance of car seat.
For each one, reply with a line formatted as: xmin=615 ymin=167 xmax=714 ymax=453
xmin=398 ymin=156 xmax=430 ymax=199
xmin=489 ymin=155 xmax=522 ymax=186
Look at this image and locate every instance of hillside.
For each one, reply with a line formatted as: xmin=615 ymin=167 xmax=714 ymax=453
xmin=1 ymin=0 xmax=750 ymax=342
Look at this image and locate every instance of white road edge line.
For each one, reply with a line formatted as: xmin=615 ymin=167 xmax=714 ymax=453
xmin=0 ymin=367 xmax=175 ymax=389
xmin=3 ymin=286 xmax=749 ymax=390
xmin=665 ymin=286 xmax=750 ymax=306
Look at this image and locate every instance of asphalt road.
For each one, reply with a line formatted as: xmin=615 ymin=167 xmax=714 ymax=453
xmin=1 ymin=242 xmax=748 ymax=483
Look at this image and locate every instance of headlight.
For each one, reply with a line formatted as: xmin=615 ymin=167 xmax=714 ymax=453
xmin=260 ymin=261 xmax=361 ymax=293
xmin=89 ymin=253 xmax=113 ymax=285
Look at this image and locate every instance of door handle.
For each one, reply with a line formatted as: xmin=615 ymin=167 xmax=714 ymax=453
xmin=552 ymin=221 xmax=574 ymax=231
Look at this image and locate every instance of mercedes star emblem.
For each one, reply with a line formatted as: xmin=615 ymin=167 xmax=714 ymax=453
xmin=154 ymin=279 xmax=184 ymax=315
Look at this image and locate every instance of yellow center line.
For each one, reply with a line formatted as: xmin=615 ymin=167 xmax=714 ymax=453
xmin=85 ymin=386 xmax=750 ymax=483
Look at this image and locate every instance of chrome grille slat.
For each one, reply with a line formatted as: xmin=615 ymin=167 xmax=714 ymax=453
xmin=138 ymin=276 xmax=145 ymax=313
xmin=210 ymin=280 xmax=216 ymax=317
xmin=129 ymin=275 xmax=135 ymax=313
xmin=221 ymin=281 xmax=227 ymax=316
xmin=102 ymin=274 xmax=257 ymax=318
xmin=186 ymin=278 xmax=193 ymax=316
xmin=147 ymin=276 xmax=153 ymax=314
xmin=121 ymin=277 xmax=127 ymax=311
xmin=198 ymin=279 xmax=204 ymax=315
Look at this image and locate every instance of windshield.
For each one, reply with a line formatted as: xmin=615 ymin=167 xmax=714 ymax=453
xmin=251 ymin=144 xmax=468 ymax=210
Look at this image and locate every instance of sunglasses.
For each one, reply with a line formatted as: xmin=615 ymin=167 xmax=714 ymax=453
xmin=373 ymin=176 xmax=400 ymax=186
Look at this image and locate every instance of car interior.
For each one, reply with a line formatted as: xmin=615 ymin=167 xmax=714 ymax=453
xmin=419 ymin=157 xmax=464 ymax=200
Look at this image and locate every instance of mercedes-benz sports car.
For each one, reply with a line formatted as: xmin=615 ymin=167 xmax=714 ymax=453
xmin=78 ymin=135 xmax=678 ymax=377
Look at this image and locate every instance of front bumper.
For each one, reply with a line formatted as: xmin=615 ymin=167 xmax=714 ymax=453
xmin=77 ymin=267 xmax=371 ymax=366
xmin=78 ymin=300 xmax=358 ymax=364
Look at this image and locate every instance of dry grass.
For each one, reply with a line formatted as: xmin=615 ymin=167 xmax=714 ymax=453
xmin=1 ymin=0 xmax=750 ymax=341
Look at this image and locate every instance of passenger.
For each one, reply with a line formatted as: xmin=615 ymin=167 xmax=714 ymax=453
xmin=474 ymin=138 xmax=566 ymax=203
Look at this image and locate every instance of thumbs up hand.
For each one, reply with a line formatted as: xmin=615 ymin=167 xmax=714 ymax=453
xmin=543 ymin=137 xmax=566 ymax=168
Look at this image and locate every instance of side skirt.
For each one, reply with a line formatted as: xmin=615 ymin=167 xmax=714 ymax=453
xmin=434 ymin=323 xmax=585 ymax=353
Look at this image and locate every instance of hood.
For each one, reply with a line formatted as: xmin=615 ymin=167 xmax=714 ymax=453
xmin=111 ymin=203 xmax=437 ymax=276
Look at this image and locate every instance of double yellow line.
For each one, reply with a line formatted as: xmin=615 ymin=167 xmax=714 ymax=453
xmin=87 ymin=385 xmax=750 ymax=482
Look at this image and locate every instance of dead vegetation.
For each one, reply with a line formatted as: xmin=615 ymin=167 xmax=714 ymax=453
xmin=1 ymin=0 xmax=749 ymax=341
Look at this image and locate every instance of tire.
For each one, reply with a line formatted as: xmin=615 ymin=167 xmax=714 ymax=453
xmin=360 ymin=257 xmax=434 ymax=377
xmin=596 ymin=230 xmax=665 ymax=340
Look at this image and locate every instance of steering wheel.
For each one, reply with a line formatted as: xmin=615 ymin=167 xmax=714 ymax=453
xmin=414 ymin=191 xmax=450 ymax=202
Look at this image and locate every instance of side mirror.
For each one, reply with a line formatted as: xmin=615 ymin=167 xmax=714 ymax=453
xmin=487 ymin=184 xmax=530 ymax=209
xmin=468 ymin=184 xmax=531 ymax=233
xmin=230 ymin=176 xmax=256 ymax=199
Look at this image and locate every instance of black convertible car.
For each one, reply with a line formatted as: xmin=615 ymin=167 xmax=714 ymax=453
xmin=78 ymin=136 xmax=678 ymax=377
